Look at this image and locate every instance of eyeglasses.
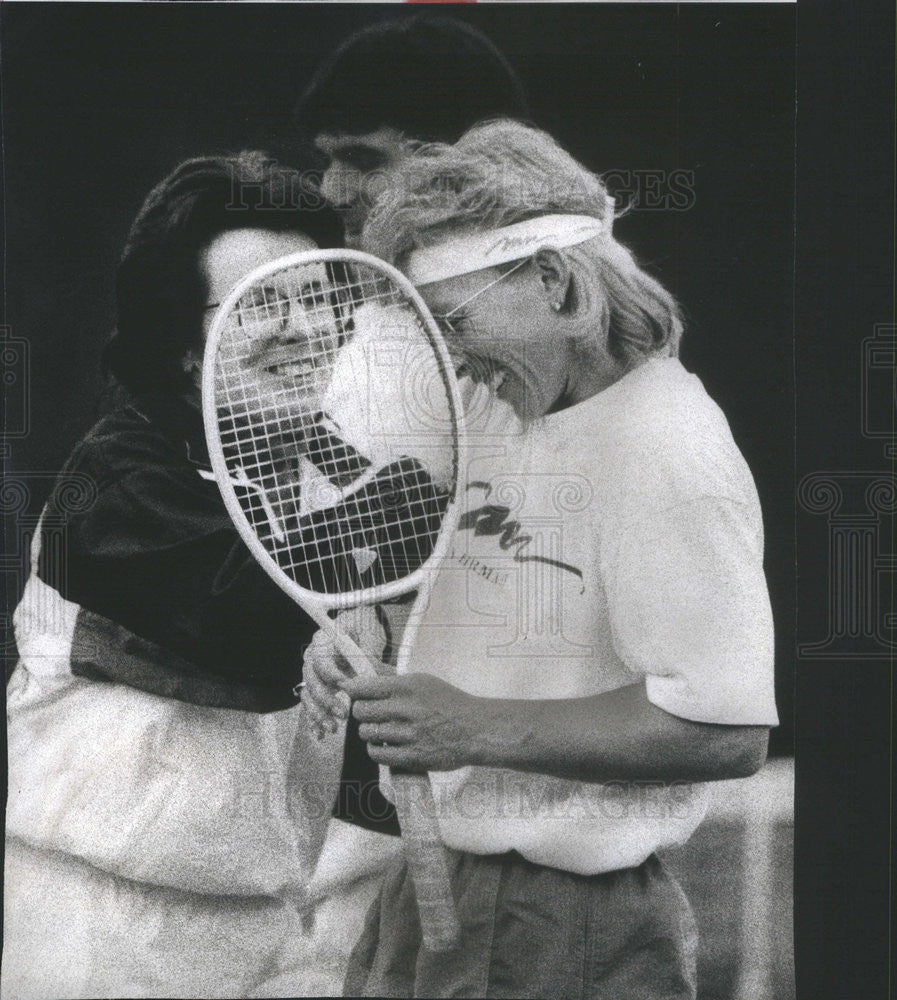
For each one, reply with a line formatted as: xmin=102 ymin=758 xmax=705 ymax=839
xmin=203 ymin=283 xmax=331 ymax=325
xmin=430 ymin=258 xmax=528 ymax=329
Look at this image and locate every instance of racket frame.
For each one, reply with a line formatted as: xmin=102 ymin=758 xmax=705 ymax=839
xmin=201 ymin=248 xmax=466 ymax=952
xmin=202 ymin=248 xmax=466 ymax=615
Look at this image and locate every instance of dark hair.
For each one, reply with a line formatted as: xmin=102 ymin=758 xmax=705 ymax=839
xmin=295 ymin=16 xmax=529 ymax=144
xmin=104 ymin=150 xmax=341 ymax=397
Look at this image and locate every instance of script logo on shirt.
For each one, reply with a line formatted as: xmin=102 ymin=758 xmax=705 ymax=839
xmin=456 ymin=481 xmax=583 ymax=584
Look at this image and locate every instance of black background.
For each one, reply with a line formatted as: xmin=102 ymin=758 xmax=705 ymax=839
xmin=0 ymin=3 xmax=893 ymax=997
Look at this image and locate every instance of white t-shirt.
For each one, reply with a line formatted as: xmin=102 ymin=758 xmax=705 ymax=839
xmin=404 ymin=358 xmax=778 ymax=875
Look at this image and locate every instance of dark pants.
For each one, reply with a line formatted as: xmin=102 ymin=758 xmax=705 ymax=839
xmin=344 ymin=850 xmax=698 ymax=999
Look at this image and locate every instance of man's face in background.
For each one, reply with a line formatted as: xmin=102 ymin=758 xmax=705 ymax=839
xmin=315 ymin=127 xmax=416 ymax=248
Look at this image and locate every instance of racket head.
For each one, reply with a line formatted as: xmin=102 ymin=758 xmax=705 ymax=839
xmin=202 ymin=248 xmax=466 ymax=612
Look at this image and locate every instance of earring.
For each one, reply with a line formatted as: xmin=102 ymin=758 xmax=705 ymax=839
xmin=552 ymin=301 xmax=563 ymax=312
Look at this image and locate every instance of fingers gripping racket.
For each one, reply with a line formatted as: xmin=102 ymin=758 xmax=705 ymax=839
xmin=201 ymin=249 xmax=464 ymax=951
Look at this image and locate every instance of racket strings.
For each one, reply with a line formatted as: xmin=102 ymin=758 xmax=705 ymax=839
xmin=213 ymin=259 xmax=457 ymax=596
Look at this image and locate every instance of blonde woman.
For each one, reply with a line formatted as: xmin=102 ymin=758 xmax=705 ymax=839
xmin=303 ymin=121 xmax=778 ymax=999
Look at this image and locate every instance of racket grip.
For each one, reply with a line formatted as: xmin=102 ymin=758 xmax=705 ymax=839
xmin=390 ymin=770 xmax=462 ymax=953
xmin=300 ymin=603 xmax=461 ymax=948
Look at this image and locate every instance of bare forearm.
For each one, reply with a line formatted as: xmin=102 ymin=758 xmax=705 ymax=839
xmin=339 ymin=671 xmax=769 ymax=782
xmin=467 ymin=682 xmax=769 ymax=783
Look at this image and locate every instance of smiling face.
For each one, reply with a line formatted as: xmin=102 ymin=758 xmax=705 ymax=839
xmin=418 ymin=261 xmax=577 ymax=422
xmin=202 ymin=228 xmax=343 ymax=420
xmin=416 ymin=249 xmax=629 ymax=422
xmin=315 ymin=128 xmax=414 ymax=248
xmin=233 ymin=263 xmax=343 ymax=410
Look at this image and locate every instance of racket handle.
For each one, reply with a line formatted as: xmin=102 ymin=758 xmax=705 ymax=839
xmin=299 ymin=603 xmax=461 ymax=949
xmin=390 ymin=770 xmax=462 ymax=953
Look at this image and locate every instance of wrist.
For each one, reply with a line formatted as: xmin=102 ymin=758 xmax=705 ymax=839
xmin=466 ymin=696 xmax=534 ymax=770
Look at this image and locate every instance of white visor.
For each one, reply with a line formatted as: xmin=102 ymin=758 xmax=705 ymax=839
xmin=405 ymin=209 xmax=614 ymax=287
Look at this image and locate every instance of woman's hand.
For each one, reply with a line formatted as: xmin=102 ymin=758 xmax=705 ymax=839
xmin=300 ymin=606 xmax=386 ymax=737
xmin=340 ymin=672 xmax=488 ymax=772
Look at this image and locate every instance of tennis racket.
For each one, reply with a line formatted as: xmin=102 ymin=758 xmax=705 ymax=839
xmin=201 ymin=249 xmax=464 ymax=952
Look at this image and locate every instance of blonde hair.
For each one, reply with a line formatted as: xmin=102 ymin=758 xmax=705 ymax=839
xmin=361 ymin=120 xmax=683 ymax=364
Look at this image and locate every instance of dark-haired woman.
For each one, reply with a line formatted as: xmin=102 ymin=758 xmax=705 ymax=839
xmin=3 ymin=152 xmax=400 ymax=999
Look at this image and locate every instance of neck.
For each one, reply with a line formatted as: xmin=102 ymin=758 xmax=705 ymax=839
xmin=552 ymin=354 xmax=637 ymax=414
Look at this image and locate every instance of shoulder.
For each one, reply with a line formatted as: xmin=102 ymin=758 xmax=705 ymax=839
xmin=75 ymin=397 xmax=200 ymax=477
xmin=46 ymin=396 xmax=223 ymax=535
xmin=581 ymin=359 xmax=761 ymax=516
xmin=595 ymin=357 xmax=726 ymax=442
xmin=55 ymin=394 xmax=213 ymax=497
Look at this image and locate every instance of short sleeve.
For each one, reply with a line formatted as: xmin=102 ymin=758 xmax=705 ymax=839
xmin=604 ymin=496 xmax=779 ymax=726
